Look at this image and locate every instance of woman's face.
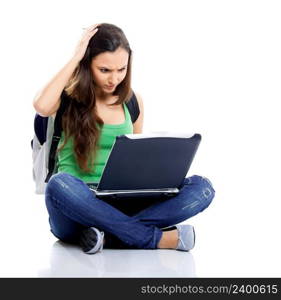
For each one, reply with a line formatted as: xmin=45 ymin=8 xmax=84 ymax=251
xmin=91 ymin=47 xmax=129 ymax=97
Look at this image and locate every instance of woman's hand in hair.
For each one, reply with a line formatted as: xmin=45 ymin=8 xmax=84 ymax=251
xmin=72 ymin=23 xmax=101 ymax=63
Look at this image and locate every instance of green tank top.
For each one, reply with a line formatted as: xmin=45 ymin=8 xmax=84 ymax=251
xmin=57 ymin=103 xmax=133 ymax=183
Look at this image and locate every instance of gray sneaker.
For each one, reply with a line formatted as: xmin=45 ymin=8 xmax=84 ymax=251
xmin=175 ymin=224 xmax=195 ymax=251
xmin=79 ymin=227 xmax=104 ymax=254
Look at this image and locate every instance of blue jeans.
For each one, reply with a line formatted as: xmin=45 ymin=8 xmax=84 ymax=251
xmin=45 ymin=173 xmax=215 ymax=249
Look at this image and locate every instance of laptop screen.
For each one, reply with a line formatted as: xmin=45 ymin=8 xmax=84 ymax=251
xmin=97 ymin=133 xmax=201 ymax=191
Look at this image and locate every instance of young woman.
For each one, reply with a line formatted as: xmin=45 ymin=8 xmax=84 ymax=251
xmin=33 ymin=23 xmax=215 ymax=254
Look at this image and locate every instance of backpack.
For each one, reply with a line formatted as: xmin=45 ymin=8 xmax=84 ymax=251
xmin=31 ymin=90 xmax=140 ymax=194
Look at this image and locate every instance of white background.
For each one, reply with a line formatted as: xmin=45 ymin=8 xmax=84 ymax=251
xmin=0 ymin=0 xmax=280 ymax=277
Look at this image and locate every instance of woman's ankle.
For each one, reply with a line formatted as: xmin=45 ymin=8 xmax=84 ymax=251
xmin=157 ymin=229 xmax=178 ymax=249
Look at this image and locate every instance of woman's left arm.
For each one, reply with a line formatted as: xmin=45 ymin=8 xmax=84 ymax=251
xmin=133 ymin=92 xmax=144 ymax=134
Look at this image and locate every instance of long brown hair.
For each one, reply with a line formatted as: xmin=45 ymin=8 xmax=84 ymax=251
xmin=57 ymin=23 xmax=133 ymax=173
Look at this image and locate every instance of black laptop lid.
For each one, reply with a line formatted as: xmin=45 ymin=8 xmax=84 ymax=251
xmin=97 ymin=133 xmax=201 ymax=191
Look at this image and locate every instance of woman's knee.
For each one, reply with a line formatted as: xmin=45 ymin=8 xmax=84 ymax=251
xmin=46 ymin=172 xmax=96 ymax=211
xmin=46 ymin=172 xmax=67 ymax=191
xmin=184 ymin=174 xmax=215 ymax=208
xmin=45 ymin=173 xmax=76 ymax=208
xmin=198 ymin=175 xmax=215 ymax=208
xmin=46 ymin=172 xmax=80 ymax=195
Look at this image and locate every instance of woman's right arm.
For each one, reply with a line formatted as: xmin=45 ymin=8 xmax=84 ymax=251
xmin=32 ymin=57 xmax=79 ymax=117
xmin=33 ymin=23 xmax=101 ymax=117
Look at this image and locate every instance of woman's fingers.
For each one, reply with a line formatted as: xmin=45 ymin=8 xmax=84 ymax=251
xmin=81 ymin=24 xmax=100 ymax=40
xmin=72 ymin=23 xmax=101 ymax=62
xmin=81 ymin=28 xmax=98 ymax=41
xmin=84 ymin=23 xmax=101 ymax=31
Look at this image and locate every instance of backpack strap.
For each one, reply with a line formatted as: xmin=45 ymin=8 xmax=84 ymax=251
xmin=125 ymin=92 xmax=140 ymax=123
xmin=45 ymin=90 xmax=70 ymax=183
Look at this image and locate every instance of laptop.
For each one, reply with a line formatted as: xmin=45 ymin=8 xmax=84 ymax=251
xmin=86 ymin=132 xmax=201 ymax=198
